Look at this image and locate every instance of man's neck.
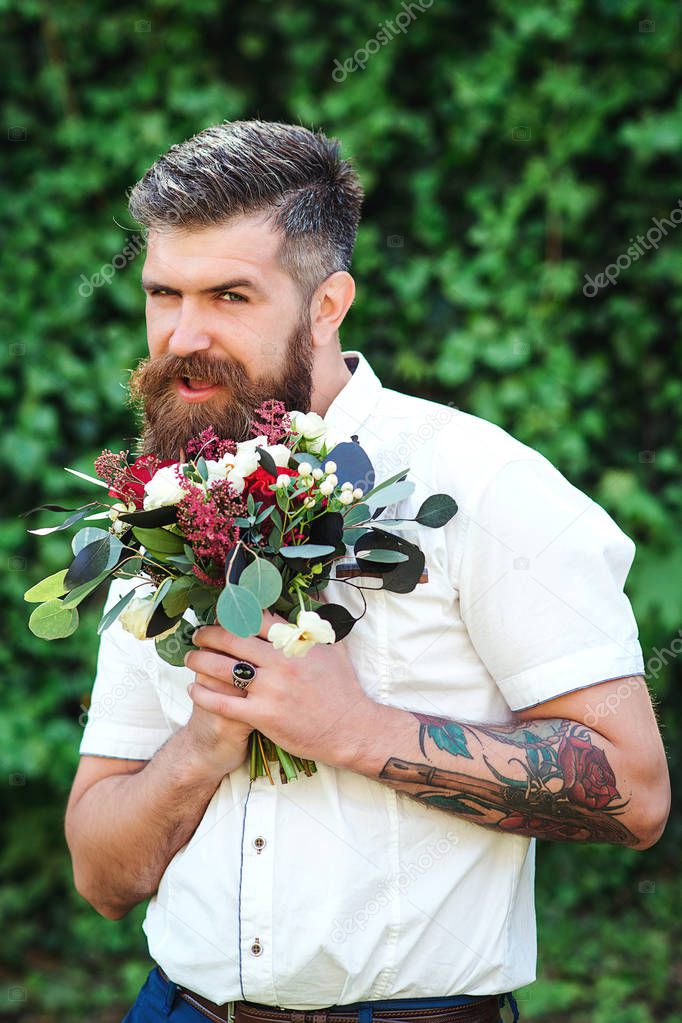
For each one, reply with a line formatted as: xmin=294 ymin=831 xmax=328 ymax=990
xmin=309 ymin=353 xmax=354 ymax=417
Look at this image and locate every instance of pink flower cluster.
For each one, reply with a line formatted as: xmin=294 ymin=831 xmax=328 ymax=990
xmin=248 ymin=399 xmax=291 ymax=445
xmin=176 ymin=477 xmax=247 ymax=579
xmin=185 ymin=428 xmax=237 ymax=462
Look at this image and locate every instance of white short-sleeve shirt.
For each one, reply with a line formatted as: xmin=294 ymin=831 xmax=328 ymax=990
xmin=79 ymin=350 xmax=645 ymax=1007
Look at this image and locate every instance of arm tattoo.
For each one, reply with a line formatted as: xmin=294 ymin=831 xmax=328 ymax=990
xmin=378 ymin=714 xmax=636 ymax=845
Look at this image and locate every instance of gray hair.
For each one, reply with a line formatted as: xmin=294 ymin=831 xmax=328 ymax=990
xmin=127 ymin=119 xmax=365 ymax=303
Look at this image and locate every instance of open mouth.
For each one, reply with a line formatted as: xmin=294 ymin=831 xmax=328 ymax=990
xmin=176 ymin=376 xmax=223 ymax=401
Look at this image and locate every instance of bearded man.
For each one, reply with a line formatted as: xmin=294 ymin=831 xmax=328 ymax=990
xmin=65 ymin=120 xmax=670 ymax=1023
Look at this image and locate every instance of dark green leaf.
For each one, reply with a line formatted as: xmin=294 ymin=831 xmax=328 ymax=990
xmin=415 ymin=494 xmax=459 ymax=528
xmin=255 ymin=446 xmax=278 ymax=477
xmin=64 ymin=534 xmax=123 ymax=589
xmin=26 ymin=503 xmax=99 ymax=536
xmin=155 ymin=619 xmax=197 ymax=666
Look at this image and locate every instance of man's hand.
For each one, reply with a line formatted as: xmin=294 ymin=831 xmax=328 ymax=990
xmin=184 ymin=609 xmax=379 ymax=769
xmin=183 ymin=683 xmax=254 ymax=779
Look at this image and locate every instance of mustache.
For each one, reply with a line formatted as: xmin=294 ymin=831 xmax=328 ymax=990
xmin=129 ymin=352 xmax=249 ymax=398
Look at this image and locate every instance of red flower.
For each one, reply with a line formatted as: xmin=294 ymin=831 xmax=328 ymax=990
xmin=557 ymin=732 xmax=620 ymax=810
xmin=108 ymin=455 xmax=176 ymax=509
xmin=243 ymin=466 xmax=301 ymax=505
xmin=498 ymin=812 xmax=590 ymax=841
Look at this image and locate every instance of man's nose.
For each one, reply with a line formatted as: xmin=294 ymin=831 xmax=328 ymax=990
xmin=167 ymin=305 xmax=212 ymax=358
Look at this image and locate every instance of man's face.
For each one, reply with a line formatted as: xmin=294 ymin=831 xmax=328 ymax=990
xmin=129 ymin=214 xmax=315 ymax=459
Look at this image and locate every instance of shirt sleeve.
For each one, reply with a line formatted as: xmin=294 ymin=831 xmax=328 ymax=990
xmin=457 ymin=456 xmax=645 ymax=712
xmin=78 ymin=575 xmax=173 ymax=760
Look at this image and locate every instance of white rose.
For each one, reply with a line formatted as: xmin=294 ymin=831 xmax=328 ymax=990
xmin=289 ymin=411 xmax=327 ymax=444
xmin=118 ymin=595 xmax=182 ymax=641
xmin=142 ymin=464 xmax=187 ymax=510
xmin=204 ymin=457 xmax=231 ymax=487
xmin=263 ymin=443 xmax=293 ymax=468
xmin=236 ymin=434 xmax=268 ymax=453
xmin=233 ymin=446 xmax=261 ymax=479
xmin=224 ymin=470 xmax=246 ymax=495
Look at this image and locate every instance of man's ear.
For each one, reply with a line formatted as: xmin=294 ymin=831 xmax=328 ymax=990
xmin=310 ymin=271 xmax=356 ymax=349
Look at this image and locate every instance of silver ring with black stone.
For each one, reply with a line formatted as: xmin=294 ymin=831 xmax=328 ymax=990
xmin=232 ymin=660 xmax=257 ymax=690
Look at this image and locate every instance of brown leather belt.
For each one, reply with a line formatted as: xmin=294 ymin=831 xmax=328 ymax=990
xmin=155 ymin=967 xmax=502 ymax=1023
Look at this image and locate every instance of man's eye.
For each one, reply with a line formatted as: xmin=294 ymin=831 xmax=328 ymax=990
xmin=220 ymin=291 xmax=246 ymax=302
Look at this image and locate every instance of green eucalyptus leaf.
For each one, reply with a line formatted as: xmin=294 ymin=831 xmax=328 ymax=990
xmin=62 ymin=569 xmax=112 ymax=608
xmin=415 ymin=493 xmax=459 ymax=527
xmin=162 ymin=576 xmax=197 ymax=617
xmin=356 ymin=549 xmax=409 ymax=563
xmin=132 ymin=526 xmax=185 ymax=554
xmin=26 ymin=503 xmax=100 ymax=536
xmin=280 ymin=544 xmax=336 ymax=558
xmin=239 ymin=557 xmax=283 ymax=608
xmin=150 ymin=577 xmax=174 ymax=616
xmin=29 ymin=599 xmax=79 ymax=640
xmin=64 ymin=534 xmax=123 ymax=589
xmin=342 ymin=502 xmax=371 ymax=527
xmin=72 ymin=526 xmax=110 ymax=556
xmin=155 ymin=619 xmax=198 ymax=666
xmin=24 ymin=570 xmax=69 ymax=603
xmin=215 ymin=583 xmax=263 ymax=637
xmin=360 ymin=468 xmax=410 ymax=503
xmin=97 ymin=586 xmax=139 ymax=635
xmin=364 ymin=479 xmax=415 ymax=511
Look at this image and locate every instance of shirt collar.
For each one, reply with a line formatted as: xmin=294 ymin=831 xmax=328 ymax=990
xmin=321 ymin=350 xmax=383 ymax=437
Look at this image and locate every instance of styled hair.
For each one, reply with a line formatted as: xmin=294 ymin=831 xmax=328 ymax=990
xmin=127 ymin=119 xmax=365 ymax=303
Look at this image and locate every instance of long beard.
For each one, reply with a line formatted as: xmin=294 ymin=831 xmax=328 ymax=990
xmin=128 ymin=315 xmax=314 ymax=460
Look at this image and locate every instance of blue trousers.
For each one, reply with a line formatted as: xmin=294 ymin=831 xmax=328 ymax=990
xmin=121 ymin=966 xmax=520 ymax=1023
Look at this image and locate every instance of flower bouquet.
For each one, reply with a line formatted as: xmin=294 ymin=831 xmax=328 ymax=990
xmin=23 ymin=399 xmax=457 ymax=783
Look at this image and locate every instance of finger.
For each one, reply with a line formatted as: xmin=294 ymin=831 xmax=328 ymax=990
xmin=258 ymin=607 xmax=291 ymax=640
xmin=188 ymin=678 xmax=253 ymax=719
xmin=192 ymin=621 xmax=280 ymax=665
xmin=185 ymin=648 xmax=243 ymax=682
xmin=190 ymin=669 xmax=248 ymax=699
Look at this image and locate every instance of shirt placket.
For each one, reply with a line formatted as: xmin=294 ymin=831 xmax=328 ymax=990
xmin=239 ymin=779 xmax=277 ymax=1003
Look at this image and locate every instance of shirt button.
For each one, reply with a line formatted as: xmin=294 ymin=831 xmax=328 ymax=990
xmin=250 ymin=939 xmax=263 ymax=956
xmin=253 ymin=836 xmax=266 ymax=852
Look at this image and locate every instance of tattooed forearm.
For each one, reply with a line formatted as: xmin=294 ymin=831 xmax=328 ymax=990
xmin=354 ymin=707 xmax=647 ymax=846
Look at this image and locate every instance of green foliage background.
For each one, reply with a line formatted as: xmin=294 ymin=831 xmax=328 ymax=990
xmin=1 ymin=1 xmax=680 ymax=1020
